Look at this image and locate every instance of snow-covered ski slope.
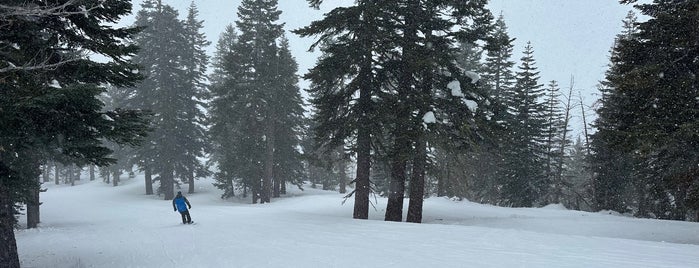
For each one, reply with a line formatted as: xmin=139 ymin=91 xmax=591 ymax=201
xmin=16 ymin=176 xmax=699 ymax=268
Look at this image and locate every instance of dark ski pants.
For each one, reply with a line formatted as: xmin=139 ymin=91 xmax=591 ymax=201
xmin=180 ymin=210 xmax=192 ymax=224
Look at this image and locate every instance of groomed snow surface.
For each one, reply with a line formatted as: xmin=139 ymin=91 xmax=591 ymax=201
xmin=16 ymin=176 xmax=699 ymax=268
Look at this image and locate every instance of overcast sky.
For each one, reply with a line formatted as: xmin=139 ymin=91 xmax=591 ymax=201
xmin=121 ymin=0 xmax=640 ymax=137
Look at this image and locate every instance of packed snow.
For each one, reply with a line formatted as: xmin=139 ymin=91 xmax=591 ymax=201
xmin=464 ymin=71 xmax=480 ymax=84
xmin=422 ymin=111 xmax=436 ymax=124
xmin=464 ymin=99 xmax=478 ymax=113
xmin=448 ymin=80 xmax=463 ymax=97
xmin=16 ymin=176 xmax=699 ymax=268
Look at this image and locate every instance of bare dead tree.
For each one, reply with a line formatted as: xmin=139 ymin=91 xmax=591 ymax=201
xmin=579 ymin=92 xmax=591 ymax=155
xmin=554 ymin=76 xmax=575 ymax=202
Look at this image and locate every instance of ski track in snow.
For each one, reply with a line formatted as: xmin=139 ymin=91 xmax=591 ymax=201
xmin=15 ymin=176 xmax=699 ymax=268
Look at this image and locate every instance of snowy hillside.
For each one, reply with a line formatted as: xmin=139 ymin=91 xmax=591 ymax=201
xmin=16 ymin=176 xmax=699 ymax=268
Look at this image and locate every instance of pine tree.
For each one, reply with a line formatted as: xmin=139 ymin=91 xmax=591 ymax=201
xmin=180 ymin=2 xmax=211 ymax=194
xmin=593 ymin=2 xmax=699 ymax=220
xmin=0 ymin=1 xmax=148 ymax=266
xmin=501 ymin=42 xmax=547 ymax=207
xmin=541 ymin=80 xmax=568 ymax=204
xmin=298 ymin=0 xmax=493 ymax=221
xmin=210 ymin=0 xmax=303 ymax=204
xmin=129 ymin=1 xmax=207 ymax=200
xmin=270 ymin=36 xmax=305 ymax=197
xmin=482 ymin=14 xmax=517 ymax=103
xmin=589 ymin=11 xmax=639 ymax=213
xmin=295 ymin=1 xmax=389 ymax=219
xmin=209 ymin=24 xmax=240 ymax=199
xmin=477 ymin=13 xmax=517 ymax=204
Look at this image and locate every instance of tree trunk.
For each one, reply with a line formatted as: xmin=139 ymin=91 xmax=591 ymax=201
xmin=437 ymin=159 xmax=446 ymax=197
xmin=26 ymin=175 xmax=41 ymax=229
xmin=112 ymin=170 xmax=119 ymax=187
xmin=338 ymin=158 xmax=347 ymax=194
xmin=273 ymin=176 xmax=280 ymax=198
xmin=89 ymin=165 xmax=95 ymax=181
xmin=385 ymin=0 xmax=418 ymax=222
xmin=352 ymin=2 xmax=380 ymax=219
xmin=145 ymin=166 xmax=153 ymax=195
xmin=252 ymin=178 xmax=260 ymax=204
xmin=262 ymin=121 xmax=275 ymax=203
xmin=580 ymin=94 xmax=591 ymax=155
xmin=69 ymin=165 xmax=75 ymax=186
xmin=42 ymin=164 xmax=50 ymax=183
xmin=554 ymin=77 xmax=575 ymax=204
xmin=354 ymin=124 xmax=371 ymax=219
xmin=407 ymin=137 xmax=427 ymax=223
xmin=227 ymin=177 xmax=235 ymax=197
xmin=74 ymin=165 xmax=81 ymax=181
xmin=162 ymin=166 xmax=174 ymax=200
xmin=54 ymin=162 xmax=60 ymax=185
xmin=385 ymin=141 xmax=408 ymax=222
xmin=0 ymin=178 xmax=19 ymax=268
xmin=322 ymin=175 xmax=330 ymax=190
xmin=188 ymin=170 xmax=194 ymax=194
xmin=281 ymin=178 xmax=287 ymax=195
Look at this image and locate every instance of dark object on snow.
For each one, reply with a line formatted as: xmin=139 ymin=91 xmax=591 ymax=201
xmin=172 ymin=191 xmax=193 ymax=224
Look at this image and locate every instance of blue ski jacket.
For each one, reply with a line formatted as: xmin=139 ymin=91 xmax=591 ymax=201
xmin=173 ymin=194 xmax=191 ymax=212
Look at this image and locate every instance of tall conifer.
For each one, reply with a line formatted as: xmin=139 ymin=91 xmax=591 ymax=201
xmin=0 ymin=1 xmax=148 ymax=266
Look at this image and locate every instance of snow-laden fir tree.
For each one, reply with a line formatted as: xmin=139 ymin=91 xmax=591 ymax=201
xmin=298 ymin=0 xmax=494 ymax=222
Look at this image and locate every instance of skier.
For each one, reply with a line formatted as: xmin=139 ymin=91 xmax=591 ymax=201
xmin=172 ymin=191 xmax=193 ymax=224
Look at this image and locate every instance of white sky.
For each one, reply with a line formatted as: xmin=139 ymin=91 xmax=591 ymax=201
xmin=121 ymin=0 xmax=641 ymax=137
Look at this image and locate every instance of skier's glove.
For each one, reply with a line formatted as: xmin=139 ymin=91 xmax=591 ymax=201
xmin=188 ymin=206 xmax=192 ymax=209
xmin=174 ymin=208 xmax=177 ymax=211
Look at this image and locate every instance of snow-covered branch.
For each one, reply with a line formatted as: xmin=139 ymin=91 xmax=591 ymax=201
xmin=0 ymin=57 xmax=82 ymax=73
xmin=0 ymin=1 xmax=101 ymax=73
xmin=0 ymin=0 xmax=100 ymax=19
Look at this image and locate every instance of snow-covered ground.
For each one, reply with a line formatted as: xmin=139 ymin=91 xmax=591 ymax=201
xmin=16 ymin=176 xmax=699 ymax=268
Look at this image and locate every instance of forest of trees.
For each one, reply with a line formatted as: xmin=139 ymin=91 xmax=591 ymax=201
xmin=1 ymin=0 xmax=697 ymax=267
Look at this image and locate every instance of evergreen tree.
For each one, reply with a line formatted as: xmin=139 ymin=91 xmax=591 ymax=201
xmin=501 ymin=42 xmax=547 ymax=207
xmin=0 ymin=1 xmax=148 ymax=266
xmin=541 ymin=80 xmax=568 ymax=204
xmin=270 ymin=36 xmax=305 ymax=197
xmin=593 ymin=2 xmax=699 ymax=220
xmin=295 ymin=1 xmax=389 ymax=219
xmin=477 ymin=13 xmax=517 ymax=204
xmin=298 ymin=0 xmax=493 ymax=221
xmin=129 ymin=1 xmax=207 ymax=200
xmin=210 ymin=0 xmax=303 ymax=204
xmin=482 ymin=14 xmax=516 ymax=103
xmin=180 ymin=2 xmax=211 ymax=194
xmin=383 ymin=0 xmax=495 ymax=222
xmin=209 ymin=25 xmax=242 ymax=199
xmin=589 ymin=11 xmax=639 ymax=213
